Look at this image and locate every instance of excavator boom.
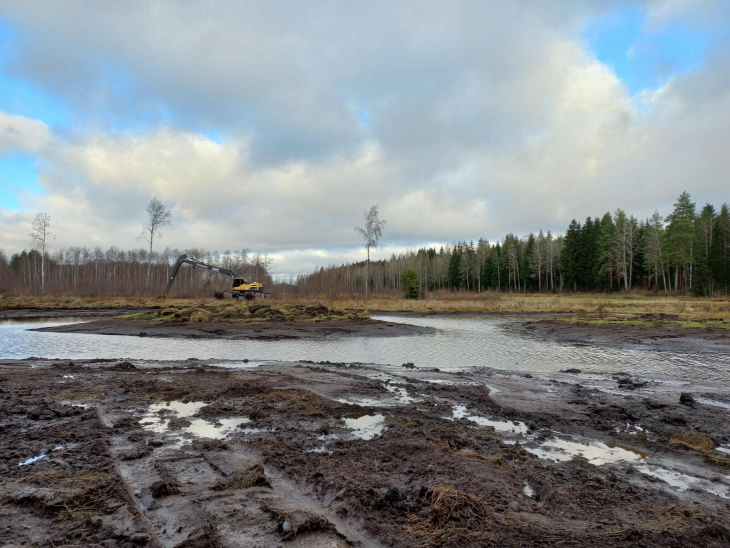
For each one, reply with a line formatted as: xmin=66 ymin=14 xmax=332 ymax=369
xmin=163 ymin=254 xmax=268 ymax=299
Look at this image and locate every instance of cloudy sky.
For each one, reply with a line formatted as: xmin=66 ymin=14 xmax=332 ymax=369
xmin=1 ymin=1 xmax=729 ymax=276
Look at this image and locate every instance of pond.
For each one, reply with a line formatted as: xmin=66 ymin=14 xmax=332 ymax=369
xmin=1 ymin=314 xmax=728 ymax=382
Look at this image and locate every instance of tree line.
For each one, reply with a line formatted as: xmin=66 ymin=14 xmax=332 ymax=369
xmin=0 ymin=247 xmax=274 ymax=297
xmin=297 ymin=192 xmax=730 ymax=297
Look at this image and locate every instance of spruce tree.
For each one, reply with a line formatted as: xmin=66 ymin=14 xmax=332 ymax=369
xmin=664 ymin=192 xmax=696 ymax=293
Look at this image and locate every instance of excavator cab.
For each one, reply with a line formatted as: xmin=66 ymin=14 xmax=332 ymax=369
xmin=232 ymin=277 xmax=248 ymax=289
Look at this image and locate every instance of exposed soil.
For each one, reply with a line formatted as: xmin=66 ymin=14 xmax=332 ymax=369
xmin=32 ymin=316 xmax=432 ymax=339
xmin=0 ymin=307 xmax=152 ymax=320
xmin=514 ymin=317 xmax=730 ymax=353
xmin=2 ymin=355 xmax=730 ymax=547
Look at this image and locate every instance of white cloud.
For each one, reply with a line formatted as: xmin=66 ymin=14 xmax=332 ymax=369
xmin=0 ymin=110 xmax=51 ymax=155
xmin=0 ymin=1 xmax=728 ymax=275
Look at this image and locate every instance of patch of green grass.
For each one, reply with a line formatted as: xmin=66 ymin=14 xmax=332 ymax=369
xmin=115 ymin=302 xmax=366 ymax=324
xmin=563 ymin=316 xmax=730 ymax=330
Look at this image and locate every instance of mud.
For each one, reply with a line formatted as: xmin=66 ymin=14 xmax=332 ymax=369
xmin=0 ymin=307 xmax=152 ymax=320
xmin=2 ymin=355 xmax=730 ymax=547
xmin=514 ymin=318 xmax=730 ymax=353
xmin=32 ymin=317 xmax=432 ymax=339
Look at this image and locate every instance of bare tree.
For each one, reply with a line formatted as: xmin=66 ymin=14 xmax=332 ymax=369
xmin=354 ymin=205 xmax=386 ymax=295
xmin=140 ymin=197 xmax=172 ymax=284
xmin=30 ymin=212 xmax=54 ymax=293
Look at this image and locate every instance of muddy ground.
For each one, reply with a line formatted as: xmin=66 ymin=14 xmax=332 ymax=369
xmin=0 ymin=308 xmax=152 ymax=320
xmin=32 ymin=317 xmax=432 ymax=340
xmin=2 ymin=348 xmax=730 ymax=547
xmin=513 ymin=318 xmax=730 ymax=354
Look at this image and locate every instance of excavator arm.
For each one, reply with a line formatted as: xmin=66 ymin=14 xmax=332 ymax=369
xmin=163 ymin=254 xmax=236 ymax=297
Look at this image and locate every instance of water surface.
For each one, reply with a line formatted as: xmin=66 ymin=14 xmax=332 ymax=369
xmin=1 ymin=315 xmax=728 ymax=382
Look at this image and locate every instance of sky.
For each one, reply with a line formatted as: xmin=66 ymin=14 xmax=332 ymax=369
xmin=1 ymin=0 xmax=729 ymax=277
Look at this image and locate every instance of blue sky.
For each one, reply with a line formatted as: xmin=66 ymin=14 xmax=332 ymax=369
xmin=0 ymin=153 xmax=41 ymax=209
xmin=583 ymin=5 xmax=710 ymax=96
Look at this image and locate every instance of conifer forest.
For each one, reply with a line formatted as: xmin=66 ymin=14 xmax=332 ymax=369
xmin=2 ymin=191 xmax=728 ymax=297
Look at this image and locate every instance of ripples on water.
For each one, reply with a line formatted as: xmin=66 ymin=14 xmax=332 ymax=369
xmin=1 ymin=315 xmax=728 ymax=382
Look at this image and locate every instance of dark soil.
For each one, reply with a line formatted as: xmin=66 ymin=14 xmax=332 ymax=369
xmin=514 ymin=318 xmax=730 ymax=353
xmin=2 ymin=355 xmax=729 ymax=547
xmin=32 ymin=316 xmax=433 ymax=339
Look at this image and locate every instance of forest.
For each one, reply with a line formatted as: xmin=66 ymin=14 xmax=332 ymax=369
xmin=297 ymin=192 xmax=730 ymax=298
xmin=1 ymin=192 xmax=728 ymax=298
xmin=0 ymin=247 xmax=273 ymax=297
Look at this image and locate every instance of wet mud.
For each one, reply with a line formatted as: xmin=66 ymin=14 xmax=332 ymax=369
xmin=2 ymin=356 xmax=730 ymax=547
xmin=514 ymin=318 xmax=730 ymax=353
xmin=33 ymin=317 xmax=432 ymax=340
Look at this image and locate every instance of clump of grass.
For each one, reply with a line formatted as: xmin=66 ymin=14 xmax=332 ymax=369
xmin=670 ymin=430 xmax=715 ymax=452
xmin=214 ymin=463 xmax=270 ymax=490
xmin=190 ymin=309 xmax=212 ymax=323
xmin=406 ymin=484 xmax=492 ymax=546
xmin=116 ymin=302 xmax=363 ymax=324
xmin=261 ymin=389 xmax=329 ymax=415
xmin=426 ymin=484 xmax=489 ymax=527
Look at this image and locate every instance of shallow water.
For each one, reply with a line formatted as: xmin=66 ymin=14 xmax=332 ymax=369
xmin=343 ymin=413 xmax=385 ymax=440
xmin=1 ymin=315 xmax=729 ymax=381
xmin=140 ymin=400 xmax=249 ymax=441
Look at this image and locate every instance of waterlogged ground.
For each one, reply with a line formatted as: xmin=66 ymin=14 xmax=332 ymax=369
xmin=1 ymin=357 xmax=730 ymax=547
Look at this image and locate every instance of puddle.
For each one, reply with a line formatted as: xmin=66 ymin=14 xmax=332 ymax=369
xmin=19 ymin=454 xmax=47 ymax=466
xmin=525 ymin=438 xmax=646 ymax=465
xmin=343 ymin=413 xmax=385 ymax=440
xmin=615 ymin=422 xmax=645 ymax=435
xmin=523 ymin=482 xmax=534 ymax=497
xmin=307 ymin=446 xmax=333 ymax=454
xmin=383 ymin=384 xmax=419 ymax=404
xmin=185 ymin=417 xmax=250 ymax=439
xmin=452 ymin=405 xmax=528 ymax=435
xmin=140 ymin=400 xmax=248 ymax=441
xmin=695 ymin=397 xmax=730 ymax=410
xmin=335 ymin=383 xmax=418 ymax=407
xmin=637 ymin=465 xmax=730 ymax=499
xmin=218 ymin=361 xmax=266 ymax=369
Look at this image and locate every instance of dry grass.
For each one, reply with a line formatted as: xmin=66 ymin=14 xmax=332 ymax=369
xmin=459 ymin=450 xmax=506 ymax=465
xmin=214 ymin=463 xmax=270 ymax=490
xmin=261 ymin=389 xmax=329 ymax=415
xmin=118 ymin=302 xmax=364 ymax=324
xmin=268 ymin=292 xmax=730 ymax=323
xmin=670 ymin=430 xmax=716 ymax=452
xmin=405 ymin=484 xmax=493 ymax=546
xmin=4 ymin=292 xmax=730 ymax=324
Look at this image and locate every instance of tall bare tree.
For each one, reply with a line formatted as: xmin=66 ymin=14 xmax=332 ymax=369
xmin=141 ymin=197 xmax=172 ymax=284
xmin=354 ymin=205 xmax=386 ymax=295
xmin=30 ymin=212 xmax=54 ymax=293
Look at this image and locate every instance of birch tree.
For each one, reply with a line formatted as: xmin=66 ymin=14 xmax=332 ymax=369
xmin=141 ymin=197 xmax=172 ymax=284
xmin=354 ymin=205 xmax=386 ymax=295
xmin=30 ymin=212 xmax=54 ymax=293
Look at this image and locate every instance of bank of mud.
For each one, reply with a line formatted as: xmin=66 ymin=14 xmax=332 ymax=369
xmin=32 ymin=316 xmax=432 ymax=339
xmin=2 ymin=357 xmax=730 ymax=547
xmin=514 ymin=318 xmax=730 ymax=353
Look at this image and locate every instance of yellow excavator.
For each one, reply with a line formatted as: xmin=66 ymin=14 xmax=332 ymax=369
xmin=163 ymin=254 xmax=269 ymax=299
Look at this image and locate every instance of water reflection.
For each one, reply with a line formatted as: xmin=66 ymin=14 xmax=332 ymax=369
xmin=1 ymin=315 xmax=728 ymax=382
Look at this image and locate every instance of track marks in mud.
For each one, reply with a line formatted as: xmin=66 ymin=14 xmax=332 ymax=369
xmin=3 ymin=359 xmax=730 ymax=547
